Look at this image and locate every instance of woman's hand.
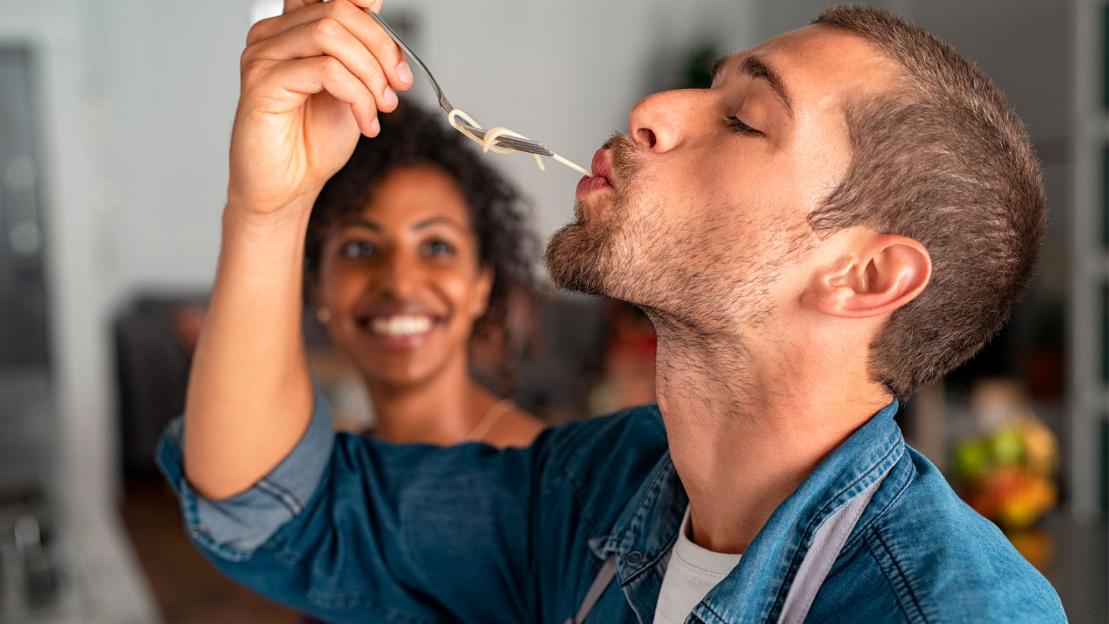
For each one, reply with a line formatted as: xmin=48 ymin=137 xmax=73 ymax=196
xmin=185 ymin=0 xmax=413 ymax=500
xmin=228 ymin=0 xmax=413 ymax=217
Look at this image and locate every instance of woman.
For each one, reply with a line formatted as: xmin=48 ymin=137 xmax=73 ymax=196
xmin=303 ymin=102 xmax=543 ymax=447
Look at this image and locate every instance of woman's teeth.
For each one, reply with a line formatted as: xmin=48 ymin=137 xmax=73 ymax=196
xmin=370 ymin=314 xmax=433 ymax=337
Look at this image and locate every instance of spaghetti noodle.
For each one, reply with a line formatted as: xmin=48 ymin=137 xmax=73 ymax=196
xmin=447 ymin=109 xmax=592 ymax=177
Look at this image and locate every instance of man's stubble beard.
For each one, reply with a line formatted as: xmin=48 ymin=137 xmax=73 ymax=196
xmin=545 ymin=133 xmax=646 ymax=300
xmin=545 ymin=196 xmax=637 ymax=298
xmin=545 ymin=134 xmax=810 ymax=337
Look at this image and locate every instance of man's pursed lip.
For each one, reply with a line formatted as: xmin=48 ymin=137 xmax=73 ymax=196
xmin=576 ymin=149 xmax=614 ymax=199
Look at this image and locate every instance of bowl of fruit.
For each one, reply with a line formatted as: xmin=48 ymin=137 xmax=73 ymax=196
xmin=951 ymin=381 xmax=1059 ymax=534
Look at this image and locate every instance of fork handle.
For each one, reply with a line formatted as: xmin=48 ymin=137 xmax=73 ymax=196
xmin=365 ymin=10 xmax=454 ymax=113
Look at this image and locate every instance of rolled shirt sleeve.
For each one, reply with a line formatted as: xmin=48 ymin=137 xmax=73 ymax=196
xmin=153 ymin=391 xmax=551 ymax=622
xmin=154 ymin=393 xmax=334 ymax=561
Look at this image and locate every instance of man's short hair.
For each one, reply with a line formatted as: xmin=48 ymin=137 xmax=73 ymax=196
xmin=810 ymin=5 xmax=1046 ymax=399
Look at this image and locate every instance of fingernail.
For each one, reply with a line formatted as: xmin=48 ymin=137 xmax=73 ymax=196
xmin=382 ymin=87 xmax=398 ymax=108
xmin=396 ymin=61 xmax=413 ymax=85
xmin=369 ymin=117 xmax=380 ymax=135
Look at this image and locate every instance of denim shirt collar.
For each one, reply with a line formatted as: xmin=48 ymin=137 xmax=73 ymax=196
xmin=590 ymin=401 xmax=904 ymax=624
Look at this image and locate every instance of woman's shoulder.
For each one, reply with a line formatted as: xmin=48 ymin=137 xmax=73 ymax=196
xmin=485 ymin=406 xmax=545 ymax=448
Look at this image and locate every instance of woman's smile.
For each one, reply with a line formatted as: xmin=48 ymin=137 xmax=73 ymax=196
xmin=354 ymin=307 xmax=447 ymax=350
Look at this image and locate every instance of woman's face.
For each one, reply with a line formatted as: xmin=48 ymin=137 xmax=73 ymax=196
xmin=317 ymin=165 xmax=492 ymax=388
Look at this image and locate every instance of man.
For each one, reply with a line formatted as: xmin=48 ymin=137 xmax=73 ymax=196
xmin=158 ymin=1 xmax=1065 ymax=622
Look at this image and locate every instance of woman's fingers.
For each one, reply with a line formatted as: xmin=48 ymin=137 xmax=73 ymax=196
xmin=281 ymin=0 xmax=320 ymax=14
xmin=283 ymin=0 xmax=377 ymax=12
xmin=252 ymin=0 xmax=411 ymax=92
xmin=255 ymin=55 xmax=381 ymax=136
xmin=243 ymin=17 xmax=398 ymax=113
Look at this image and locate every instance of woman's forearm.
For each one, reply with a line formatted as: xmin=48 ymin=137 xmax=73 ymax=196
xmin=182 ymin=0 xmax=410 ymax=500
xmin=183 ymin=200 xmax=317 ymax=500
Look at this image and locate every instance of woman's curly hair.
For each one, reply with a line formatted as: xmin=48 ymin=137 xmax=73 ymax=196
xmin=304 ymin=101 xmax=539 ymax=383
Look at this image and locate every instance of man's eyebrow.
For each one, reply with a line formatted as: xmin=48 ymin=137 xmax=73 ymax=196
xmin=713 ymin=54 xmax=795 ymax=118
xmin=710 ymin=55 xmax=730 ymax=84
xmin=741 ymin=55 xmax=794 ymax=117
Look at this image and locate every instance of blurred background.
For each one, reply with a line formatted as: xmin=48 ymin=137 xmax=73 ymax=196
xmin=0 ymin=0 xmax=1105 ymax=621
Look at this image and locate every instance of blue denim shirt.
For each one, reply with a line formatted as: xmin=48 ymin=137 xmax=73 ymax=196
xmin=156 ymin=396 xmax=1065 ymax=623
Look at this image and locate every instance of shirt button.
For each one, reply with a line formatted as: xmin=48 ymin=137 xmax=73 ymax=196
xmin=625 ymin=551 xmax=644 ymax=565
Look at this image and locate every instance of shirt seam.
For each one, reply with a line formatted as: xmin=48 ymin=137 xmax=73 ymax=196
xmin=839 ymin=453 xmax=914 ymax=556
xmin=866 ymin=526 xmax=929 ymax=624
xmin=256 ymin=476 xmax=304 ymax=515
xmin=611 ymin=454 xmax=685 ymax=584
xmin=180 ymin=478 xmax=254 ymax=562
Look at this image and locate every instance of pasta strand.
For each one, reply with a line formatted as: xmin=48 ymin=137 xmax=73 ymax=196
xmin=447 ymin=108 xmax=591 ymax=176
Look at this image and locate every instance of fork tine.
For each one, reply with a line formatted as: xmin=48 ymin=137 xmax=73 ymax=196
xmin=471 ymin=132 xmax=553 ymax=157
xmin=454 ymin=119 xmax=554 ymax=156
xmin=497 ymin=138 xmax=553 ymax=156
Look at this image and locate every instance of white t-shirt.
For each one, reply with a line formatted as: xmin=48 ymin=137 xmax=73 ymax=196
xmin=652 ymin=507 xmax=742 ymax=624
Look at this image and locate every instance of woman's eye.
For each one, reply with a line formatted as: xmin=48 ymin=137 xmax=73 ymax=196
xmin=421 ymin=239 xmax=456 ymax=258
xmin=725 ymin=115 xmax=762 ymax=136
xmin=339 ymin=240 xmax=376 ymax=259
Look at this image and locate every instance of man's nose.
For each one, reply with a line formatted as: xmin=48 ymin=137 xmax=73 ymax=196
xmin=627 ymin=89 xmax=700 ymax=153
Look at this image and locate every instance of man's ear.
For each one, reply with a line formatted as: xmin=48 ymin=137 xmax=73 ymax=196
xmin=471 ymin=265 xmax=494 ymax=319
xmin=802 ymin=234 xmax=931 ymax=319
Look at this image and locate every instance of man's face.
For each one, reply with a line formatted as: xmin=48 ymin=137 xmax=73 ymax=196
xmin=547 ymin=26 xmax=900 ymax=334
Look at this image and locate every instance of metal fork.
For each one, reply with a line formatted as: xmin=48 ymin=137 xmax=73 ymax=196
xmin=366 ymin=10 xmax=556 ymax=158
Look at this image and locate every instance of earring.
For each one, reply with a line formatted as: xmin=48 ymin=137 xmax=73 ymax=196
xmin=316 ymin=307 xmax=331 ymax=324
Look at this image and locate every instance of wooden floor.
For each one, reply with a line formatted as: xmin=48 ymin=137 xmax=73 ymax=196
xmin=118 ymin=477 xmax=301 ymax=624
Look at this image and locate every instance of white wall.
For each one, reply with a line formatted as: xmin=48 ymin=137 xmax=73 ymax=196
xmin=0 ymin=0 xmax=112 ymax=506
xmin=91 ymin=0 xmax=254 ymax=293
xmin=0 ymin=0 xmax=266 ymax=506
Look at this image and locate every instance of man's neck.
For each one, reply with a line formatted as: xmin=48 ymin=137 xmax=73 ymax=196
xmin=649 ymin=318 xmax=891 ymax=555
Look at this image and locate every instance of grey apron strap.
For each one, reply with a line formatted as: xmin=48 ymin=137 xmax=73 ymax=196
xmin=565 ymin=557 xmax=618 ymax=624
xmin=777 ymin=466 xmax=893 ymax=624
